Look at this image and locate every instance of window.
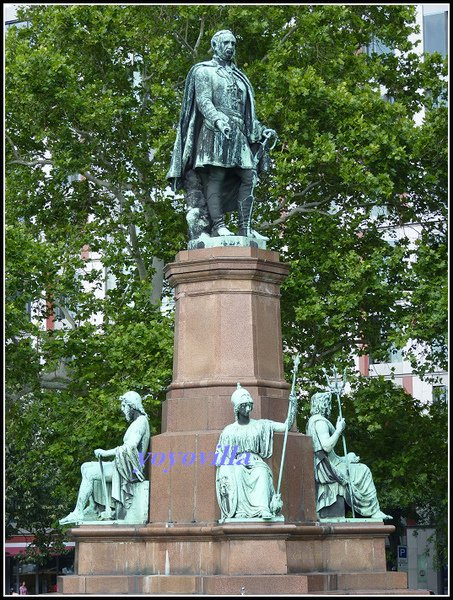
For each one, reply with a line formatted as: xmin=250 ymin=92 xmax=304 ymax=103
xmin=423 ymin=11 xmax=448 ymax=57
xmin=388 ymin=344 xmax=403 ymax=364
xmin=5 ymin=19 xmax=29 ymax=32
xmin=432 ymin=385 xmax=447 ymax=404
xmin=366 ymin=38 xmax=393 ymax=56
xmin=25 ymin=300 xmax=32 ymax=320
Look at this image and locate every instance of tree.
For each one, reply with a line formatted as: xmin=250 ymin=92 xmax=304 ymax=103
xmin=5 ymin=5 xmax=447 ymax=565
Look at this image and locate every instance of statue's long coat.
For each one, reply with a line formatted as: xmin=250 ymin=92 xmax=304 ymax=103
xmin=166 ymin=59 xmax=268 ymax=212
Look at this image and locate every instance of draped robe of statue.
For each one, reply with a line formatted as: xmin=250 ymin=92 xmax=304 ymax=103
xmin=307 ymin=413 xmax=382 ymax=517
xmin=215 ymin=418 xmax=284 ymax=522
xmin=92 ymin=415 xmax=150 ymax=519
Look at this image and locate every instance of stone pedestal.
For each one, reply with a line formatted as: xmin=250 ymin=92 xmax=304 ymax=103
xmin=60 ymin=522 xmax=412 ymax=595
xmin=149 ymin=245 xmax=316 ymax=526
xmin=163 ymin=247 xmax=292 ymax=417
xmin=59 ymin=247 xmax=419 ymax=595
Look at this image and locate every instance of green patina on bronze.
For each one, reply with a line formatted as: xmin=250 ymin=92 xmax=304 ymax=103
xmin=167 ymin=29 xmax=276 ymax=243
xmin=216 ymin=384 xmax=298 ymax=523
xmin=306 ymin=390 xmax=392 ymax=521
xmin=59 ymin=391 xmax=150 ymax=526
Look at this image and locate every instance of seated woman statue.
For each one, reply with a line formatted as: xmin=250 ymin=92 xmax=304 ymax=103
xmin=216 ymin=383 xmax=297 ymax=522
xmin=59 ymin=391 xmax=150 ymax=525
xmin=306 ymin=391 xmax=391 ymax=520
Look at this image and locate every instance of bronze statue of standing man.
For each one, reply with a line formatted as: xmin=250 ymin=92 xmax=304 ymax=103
xmin=167 ymin=30 xmax=276 ymax=240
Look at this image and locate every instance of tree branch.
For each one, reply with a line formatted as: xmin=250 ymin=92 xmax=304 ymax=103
xmin=286 ymin=181 xmax=322 ymax=203
xmin=173 ymin=30 xmax=196 ymax=55
xmin=304 ymin=342 xmax=345 ymax=369
xmin=40 ymin=378 xmax=70 ymax=391
xmin=6 ymin=133 xmax=52 ymax=168
xmin=82 ymin=170 xmax=134 ymax=193
xmin=6 ymin=132 xmax=21 ymax=159
xmin=82 ymin=175 xmax=152 ymax=286
xmin=6 ymin=385 xmax=33 ymax=403
xmin=192 ymin=17 xmax=205 ymax=59
xmin=262 ymin=21 xmax=298 ymax=62
xmin=68 ymin=127 xmax=119 ymax=173
xmin=150 ymin=257 xmax=164 ymax=305
xmin=127 ymin=222 xmax=149 ymax=282
xmin=9 ymin=158 xmax=53 ymax=167
xmin=257 ymin=181 xmax=332 ymax=229
xmin=276 ymin=181 xmax=321 ymax=211
xmin=69 ymin=125 xmax=94 ymax=140
xmin=81 ymin=170 xmax=120 ymax=192
xmin=6 ymin=363 xmax=73 ymax=398
xmin=280 ymin=22 xmax=298 ymax=46
xmin=260 ymin=202 xmax=332 ymax=229
xmin=98 ymin=152 xmax=116 ymax=172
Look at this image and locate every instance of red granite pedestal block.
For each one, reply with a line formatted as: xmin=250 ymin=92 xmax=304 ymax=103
xmin=149 ymin=430 xmax=316 ymax=524
xmin=163 ymin=247 xmax=292 ymax=425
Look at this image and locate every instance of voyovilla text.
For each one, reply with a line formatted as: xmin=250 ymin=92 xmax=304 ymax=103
xmin=136 ymin=445 xmax=251 ymax=473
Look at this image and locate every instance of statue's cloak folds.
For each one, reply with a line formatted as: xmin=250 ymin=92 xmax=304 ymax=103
xmin=166 ymin=60 xmax=268 ymax=213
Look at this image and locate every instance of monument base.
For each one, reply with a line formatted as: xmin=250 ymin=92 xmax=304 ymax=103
xmin=188 ymin=234 xmax=267 ymax=250
xmin=58 ymin=522 xmax=426 ymax=595
xmin=60 ymin=572 xmax=418 ymax=596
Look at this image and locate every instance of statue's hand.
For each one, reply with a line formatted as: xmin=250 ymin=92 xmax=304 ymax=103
xmin=336 ymin=416 xmax=346 ymax=434
xmin=262 ymin=128 xmax=277 ymax=140
xmin=94 ymin=448 xmax=107 ymax=458
xmin=215 ymin=118 xmax=231 ymax=139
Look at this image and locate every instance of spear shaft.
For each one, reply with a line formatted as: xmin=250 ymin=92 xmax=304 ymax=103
xmin=325 ymin=367 xmax=356 ymax=518
xmin=275 ymin=353 xmax=300 ymax=497
xmin=333 ymin=370 xmax=349 ymax=467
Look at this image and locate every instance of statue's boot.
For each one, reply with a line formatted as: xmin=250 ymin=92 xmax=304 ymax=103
xmin=238 ymin=195 xmax=270 ymax=240
xmin=251 ymin=228 xmax=270 ymax=242
xmin=207 ymin=191 xmax=233 ymax=237
xmin=371 ymin=510 xmax=393 ymax=520
xmin=238 ymin=195 xmax=254 ymax=237
xmin=211 ymin=217 xmax=234 ymax=237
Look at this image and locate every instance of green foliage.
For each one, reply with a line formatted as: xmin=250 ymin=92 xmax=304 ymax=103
xmin=348 ymin=378 xmax=448 ymax=568
xmin=343 ymin=378 xmax=446 ymax=515
xmin=5 ymin=5 xmax=447 ymax=566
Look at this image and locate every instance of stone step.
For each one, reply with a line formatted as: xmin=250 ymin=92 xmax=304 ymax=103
xmin=303 ymin=570 xmax=409 ymax=592
xmin=60 ymin=572 xmax=430 ymax=595
xmin=145 ymin=572 xmax=412 ymax=595
xmin=310 ymin=589 xmax=432 ymax=595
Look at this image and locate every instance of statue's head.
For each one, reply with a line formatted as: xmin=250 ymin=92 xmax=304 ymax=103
xmin=120 ymin=391 xmax=148 ymax=421
xmin=211 ymin=29 xmax=236 ymax=61
xmin=231 ymin=383 xmax=253 ymax=419
xmin=310 ymin=391 xmax=332 ymax=417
